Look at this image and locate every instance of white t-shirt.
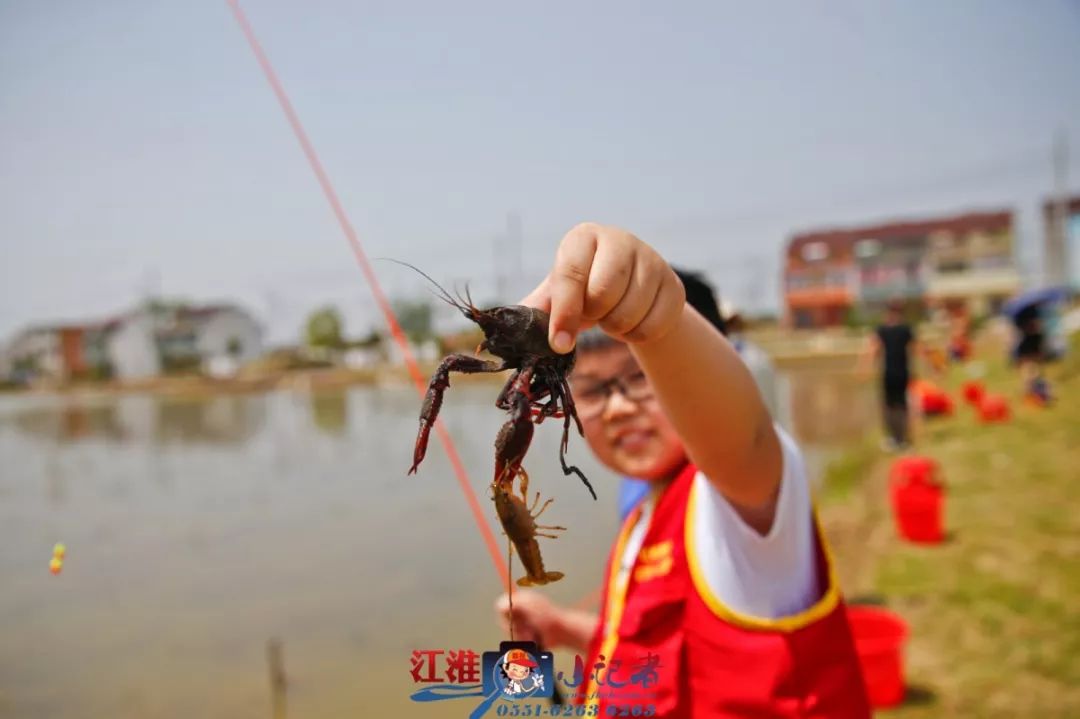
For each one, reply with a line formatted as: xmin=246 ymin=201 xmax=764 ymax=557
xmin=620 ymin=425 xmax=818 ymax=620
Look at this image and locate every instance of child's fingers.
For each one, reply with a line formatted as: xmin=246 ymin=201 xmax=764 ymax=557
xmin=547 ymin=225 xmax=599 ymax=353
xmin=622 ymin=268 xmax=685 ymax=343
xmin=517 ymin=273 xmax=598 ymax=336
xmin=581 ymin=234 xmax=634 ymax=322
xmin=595 ymin=248 xmax=658 ymax=338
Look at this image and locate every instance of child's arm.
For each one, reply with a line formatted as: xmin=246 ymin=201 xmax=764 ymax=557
xmin=522 ymin=224 xmax=781 ymax=531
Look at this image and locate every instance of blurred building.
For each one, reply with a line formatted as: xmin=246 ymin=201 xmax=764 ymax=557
xmin=2 ymin=303 xmax=263 ymax=383
xmin=784 ymin=210 xmax=1019 ymax=328
xmin=134 ymin=303 xmax=264 ymax=378
xmin=1042 ymin=195 xmax=1080 ymax=289
xmin=784 ymin=233 xmax=857 ymax=328
xmin=2 ymin=325 xmax=66 ymax=382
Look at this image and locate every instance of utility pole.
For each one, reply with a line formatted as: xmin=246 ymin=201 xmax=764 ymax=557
xmin=1047 ymin=129 xmax=1070 ymax=286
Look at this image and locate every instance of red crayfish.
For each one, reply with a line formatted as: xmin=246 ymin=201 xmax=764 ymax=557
xmin=396 ymin=262 xmax=595 ymax=585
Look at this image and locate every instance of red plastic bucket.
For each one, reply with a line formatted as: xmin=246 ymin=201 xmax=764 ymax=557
xmin=978 ymin=394 xmax=1010 ymax=423
xmin=920 ymin=388 xmax=953 ymax=416
xmin=888 ymin=455 xmax=935 ymax=490
xmin=889 ymin=457 xmax=945 ymax=544
xmin=893 ymin=482 xmax=945 ymax=543
xmin=961 ymin=380 xmax=985 ymax=405
xmin=847 ymin=606 xmax=909 ymax=708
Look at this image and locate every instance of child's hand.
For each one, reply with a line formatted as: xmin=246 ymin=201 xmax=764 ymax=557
xmin=520 ymin=223 xmax=685 ymax=353
xmin=494 ymin=590 xmax=559 ymax=648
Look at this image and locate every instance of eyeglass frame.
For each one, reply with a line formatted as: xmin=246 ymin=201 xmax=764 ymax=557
xmin=569 ymin=369 xmax=655 ymax=420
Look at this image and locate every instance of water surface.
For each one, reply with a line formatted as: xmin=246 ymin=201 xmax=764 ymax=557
xmin=0 ymin=369 xmax=875 ymax=718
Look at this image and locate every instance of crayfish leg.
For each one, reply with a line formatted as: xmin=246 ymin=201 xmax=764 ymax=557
xmin=494 ymin=369 xmax=521 ymax=411
xmin=559 ymin=449 xmax=596 ymax=500
xmin=516 ymin=467 xmax=530 ymax=504
xmin=532 ymin=496 xmax=554 ymax=520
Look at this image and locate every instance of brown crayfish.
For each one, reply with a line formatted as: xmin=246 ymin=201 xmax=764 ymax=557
xmin=398 ymin=262 xmax=595 ymax=586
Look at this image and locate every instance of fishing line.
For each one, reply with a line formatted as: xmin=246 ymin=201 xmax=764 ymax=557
xmin=507 ymin=539 xmax=514 ymax=642
xmin=225 ymin=0 xmax=508 ymax=587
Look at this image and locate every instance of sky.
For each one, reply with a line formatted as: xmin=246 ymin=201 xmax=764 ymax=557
xmin=2 ymin=0 xmax=1079 ymax=344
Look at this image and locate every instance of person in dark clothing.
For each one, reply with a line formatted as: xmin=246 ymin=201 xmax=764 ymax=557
xmin=1014 ymin=305 xmax=1052 ymax=404
xmin=860 ymin=300 xmax=918 ymax=450
xmin=1014 ymin=306 xmax=1045 ymax=362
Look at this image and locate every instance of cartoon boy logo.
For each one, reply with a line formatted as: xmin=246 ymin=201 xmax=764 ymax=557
xmin=499 ymin=648 xmax=544 ymax=697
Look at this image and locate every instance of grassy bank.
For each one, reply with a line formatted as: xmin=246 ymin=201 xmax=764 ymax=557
xmin=819 ymin=344 xmax=1080 ymax=717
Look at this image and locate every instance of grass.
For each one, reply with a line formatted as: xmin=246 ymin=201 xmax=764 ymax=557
xmin=819 ymin=338 xmax=1080 ymax=718
xmin=819 ymin=438 xmax=880 ymax=504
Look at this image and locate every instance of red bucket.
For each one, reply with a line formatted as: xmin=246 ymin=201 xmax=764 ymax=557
xmin=889 ymin=456 xmax=945 ymax=544
xmin=847 ymin=606 xmax=909 ymax=708
xmin=961 ymin=380 xmax=985 ymax=406
xmin=977 ymin=394 xmax=1010 ymax=423
xmin=912 ymin=381 xmax=953 ymax=417
xmin=888 ymin=455 xmax=935 ymax=489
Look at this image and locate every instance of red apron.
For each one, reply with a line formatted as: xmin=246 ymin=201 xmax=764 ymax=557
xmin=581 ymin=463 xmax=870 ymax=718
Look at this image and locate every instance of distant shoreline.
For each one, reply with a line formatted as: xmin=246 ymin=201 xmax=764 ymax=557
xmin=0 ymin=363 xmax=509 ymax=399
xmin=1 ymin=329 xmax=924 ymax=398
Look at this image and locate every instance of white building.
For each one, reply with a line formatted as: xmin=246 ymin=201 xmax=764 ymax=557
xmin=107 ymin=312 xmax=160 ymax=379
xmin=2 ymin=303 xmax=265 ymax=382
xmin=191 ymin=305 xmax=264 ymax=371
xmin=111 ymin=303 xmax=264 ymax=380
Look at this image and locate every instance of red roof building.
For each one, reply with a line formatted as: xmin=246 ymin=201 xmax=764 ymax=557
xmin=784 ymin=210 xmax=1018 ymax=328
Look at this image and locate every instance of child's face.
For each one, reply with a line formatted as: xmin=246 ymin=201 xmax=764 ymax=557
xmin=570 ymin=344 xmax=686 ymax=482
xmin=506 ymin=662 xmax=530 ymax=681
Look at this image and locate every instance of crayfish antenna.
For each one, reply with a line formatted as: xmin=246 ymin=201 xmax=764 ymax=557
xmin=375 ymin=257 xmax=469 ymax=315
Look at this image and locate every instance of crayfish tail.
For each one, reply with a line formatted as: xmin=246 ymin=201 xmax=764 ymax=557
xmin=515 ymin=571 xmax=564 ymax=588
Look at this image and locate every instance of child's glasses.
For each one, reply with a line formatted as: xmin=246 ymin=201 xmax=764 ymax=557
xmin=571 ymin=370 xmax=654 ymax=420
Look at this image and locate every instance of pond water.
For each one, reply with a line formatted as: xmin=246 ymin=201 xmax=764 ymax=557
xmin=0 ymin=368 xmax=876 ymax=718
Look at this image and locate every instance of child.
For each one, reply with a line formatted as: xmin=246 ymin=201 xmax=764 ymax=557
xmin=495 ymin=224 xmax=870 ymax=717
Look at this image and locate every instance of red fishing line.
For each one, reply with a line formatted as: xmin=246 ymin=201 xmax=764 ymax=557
xmin=226 ymin=0 xmax=508 ymax=587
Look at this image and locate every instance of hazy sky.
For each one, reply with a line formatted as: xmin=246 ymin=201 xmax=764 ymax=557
xmin=2 ymin=1 xmax=1078 ymax=343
